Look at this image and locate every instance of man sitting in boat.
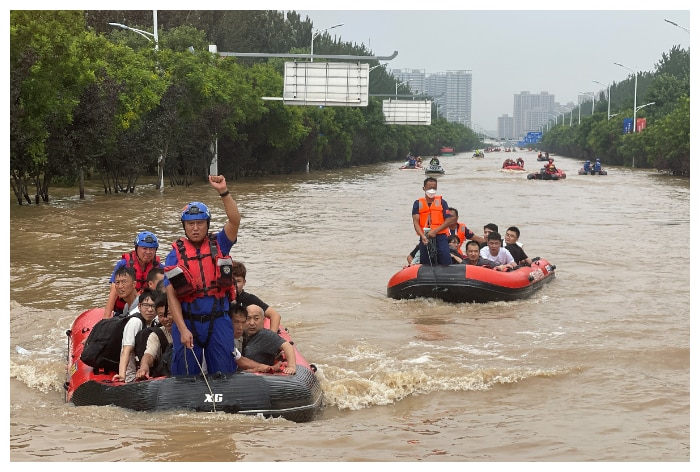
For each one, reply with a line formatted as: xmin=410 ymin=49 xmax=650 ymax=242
xmin=504 ymin=226 xmax=532 ymax=266
xmin=113 ymin=288 xmax=160 ymax=382
xmin=545 ymin=159 xmax=557 ymax=174
xmin=583 ymin=160 xmax=591 ymax=173
xmin=446 ymin=207 xmax=485 ymax=249
xmin=430 ymin=156 xmax=440 ymax=166
xmin=594 ymin=158 xmax=602 ymax=172
xmin=242 ymin=305 xmax=296 ymax=374
xmin=230 ymin=261 xmax=281 ymax=333
xmin=231 ymin=305 xmax=273 ymax=372
xmin=516 ymin=157 xmax=524 ymax=167
xmin=479 ymin=232 xmax=517 ymax=272
xmin=462 ymin=240 xmax=495 ymax=267
xmin=134 ymin=292 xmax=173 ymax=380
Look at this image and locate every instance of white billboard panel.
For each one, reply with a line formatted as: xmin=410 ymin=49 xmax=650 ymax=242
xmin=382 ymin=100 xmax=432 ymax=125
xmin=283 ymin=62 xmax=369 ymax=107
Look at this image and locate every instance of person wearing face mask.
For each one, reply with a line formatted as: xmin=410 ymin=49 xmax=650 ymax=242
xmin=412 ymin=177 xmax=457 ymax=266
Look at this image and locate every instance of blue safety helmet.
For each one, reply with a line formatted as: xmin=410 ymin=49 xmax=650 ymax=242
xmin=181 ymin=201 xmax=211 ymax=229
xmin=596 ymin=158 xmax=600 ymax=162
xmin=134 ymin=231 xmax=159 ymax=248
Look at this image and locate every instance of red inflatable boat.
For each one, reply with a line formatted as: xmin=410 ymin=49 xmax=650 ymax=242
xmin=64 ymin=308 xmax=323 ymax=422
xmin=387 ymin=257 xmax=556 ymax=303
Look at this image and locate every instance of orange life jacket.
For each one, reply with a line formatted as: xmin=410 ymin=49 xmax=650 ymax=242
xmin=450 ymin=223 xmax=469 ymax=247
xmin=115 ymin=251 xmax=161 ymax=312
xmin=164 ymin=234 xmax=233 ymax=303
xmin=417 ymin=196 xmax=449 ymax=236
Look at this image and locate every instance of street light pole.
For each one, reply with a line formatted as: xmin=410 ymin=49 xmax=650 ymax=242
xmin=664 ymin=19 xmax=690 ymax=33
xmin=395 ymin=79 xmax=413 ymax=99
xmin=635 ymin=102 xmax=655 ymax=113
xmin=310 ymin=23 xmax=343 ymax=62
xmin=109 ymin=10 xmax=163 ymax=189
xmin=593 ymin=80 xmax=611 ymax=120
xmin=614 ymin=62 xmax=637 ymax=132
xmin=109 ymin=10 xmax=158 ymax=50
xmin=579 ymin=91 xmax=595 ymax=118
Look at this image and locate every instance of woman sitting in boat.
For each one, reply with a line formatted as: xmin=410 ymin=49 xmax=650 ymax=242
xmin=448 ymin=235 xmax=465 ymax=264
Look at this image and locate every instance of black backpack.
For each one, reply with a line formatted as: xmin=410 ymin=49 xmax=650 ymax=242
xmin=134 ymin=326 xmax=172 ymax=377
xmin=80 ymin=313 xmax=146 ymax=372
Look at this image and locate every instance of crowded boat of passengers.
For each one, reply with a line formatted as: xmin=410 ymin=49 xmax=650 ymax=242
xmin=65 ymin=176 xmax=323 ymax=422
xmin=400 ymin=153 xmax=423 ymax=169
xmin=501 ymin=157 xmax=526 ymax=171
xmin=394 ymin=177 xmax=557 ymax=303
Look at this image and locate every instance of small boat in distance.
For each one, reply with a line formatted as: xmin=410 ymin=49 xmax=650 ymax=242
xmin=439 ymin=146 xmax=455 ymax=156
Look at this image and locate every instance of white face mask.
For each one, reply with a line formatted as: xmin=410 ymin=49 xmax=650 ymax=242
xmin=425 ymin=189 xmax=437 ymax=198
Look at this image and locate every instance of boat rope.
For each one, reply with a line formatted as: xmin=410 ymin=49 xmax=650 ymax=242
xmin=424 ymin=231 xmax=445 ymax=293
xmin=187 ymin=347 xmax=217 ymax=412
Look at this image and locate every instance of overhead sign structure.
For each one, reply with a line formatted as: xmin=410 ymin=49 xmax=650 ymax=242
xmin=382 ymin=99 xmax=432 ymax=126
xmin=283 ymin=62 xmax=369 ymax=107
xmin=523 ymin=131 xmax=542 ymax=143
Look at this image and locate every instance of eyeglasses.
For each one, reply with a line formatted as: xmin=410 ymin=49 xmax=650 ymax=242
xmin=140 ymin=302 xmax=156 ymax=310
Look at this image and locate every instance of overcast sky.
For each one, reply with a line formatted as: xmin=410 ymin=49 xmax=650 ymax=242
xmin=290 ymin=5 xmax=692 ymax=131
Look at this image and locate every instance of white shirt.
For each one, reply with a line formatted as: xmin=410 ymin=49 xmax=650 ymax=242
xmin=122 ymin=315 xmax=146 ymax=382
xmin=480 ymin=246 xmax=515 ymax=266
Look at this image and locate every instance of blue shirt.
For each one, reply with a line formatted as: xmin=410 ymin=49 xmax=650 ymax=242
xmin=163 ymin=228 xmax=236 ymax=315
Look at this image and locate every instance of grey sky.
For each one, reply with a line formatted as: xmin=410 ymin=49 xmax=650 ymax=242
xmin=291 ymin=7 xmax=691 ymax=131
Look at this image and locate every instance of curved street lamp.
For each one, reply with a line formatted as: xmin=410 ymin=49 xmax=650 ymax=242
xmin=664 ymin=19 xmax=689 ymax=33
xmin=635 ymin=102 xmax=655 ymax=113
xmin=369 ymin=63 xmax=388 ymax=73
xmin=593 ymin=80 xmax=611 ymax=121
xmin=108 ymin=10 xmax=159 ymax=51
xmin=614 ymin=62 xmax=637 ymax=132
xmin=395 ymin=78 xmax=413 ymax=99
xmin=311 ymin=23 xmax=343 ymax=62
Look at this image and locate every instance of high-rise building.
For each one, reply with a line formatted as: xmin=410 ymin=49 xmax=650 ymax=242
xmin=497 ymin=115 xmax=515 ymax=140
xmin=513 ymin=91 xmax=555 ymax=138
xmin=393 ymin=69 xmax=472 ymax=127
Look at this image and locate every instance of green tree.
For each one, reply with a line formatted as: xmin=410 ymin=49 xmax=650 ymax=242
xmin=10 ymin=11 xmax=97 ymax=204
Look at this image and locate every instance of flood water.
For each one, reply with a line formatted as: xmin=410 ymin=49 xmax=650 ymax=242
xmin=9 ymin=149 xmax=691 ymax=462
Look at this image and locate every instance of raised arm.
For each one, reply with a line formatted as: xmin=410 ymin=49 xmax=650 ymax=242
xmin=208 ymin=175 xmax=241 ymax=243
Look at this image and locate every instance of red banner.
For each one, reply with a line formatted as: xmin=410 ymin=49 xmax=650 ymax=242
xmin=636 ymin=118 xmax=647 ymax=132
